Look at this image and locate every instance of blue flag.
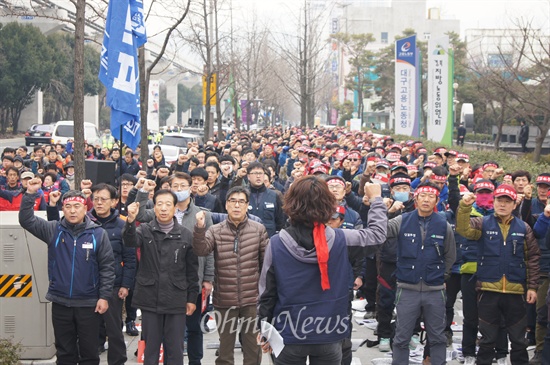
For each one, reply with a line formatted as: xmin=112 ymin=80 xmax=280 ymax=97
xmin=99 ymin=0 xmax=147 ymax=150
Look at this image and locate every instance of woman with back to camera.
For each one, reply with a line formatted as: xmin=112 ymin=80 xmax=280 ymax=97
xmin=257 ymin=175 xmax=387 ymax=364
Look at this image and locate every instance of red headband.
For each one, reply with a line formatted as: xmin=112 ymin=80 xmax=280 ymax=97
xmin=430 ymin=174 xmax=447 ymax=182
xmin=414 ymin=186 xmax=440 ymax=197
xmin=63 ymin=196 xmax=86 ymax=205
xmin=536 ymin=175 xmax=550 ymax=185
xmin=483 ymin=163 xmax=498 ymax=170
xmin=327 ymin=179 xmax=345 ymax=188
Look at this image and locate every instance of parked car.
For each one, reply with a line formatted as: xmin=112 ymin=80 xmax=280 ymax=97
xmin=147 ymin=144 xmax=185 ymax=167
xmin=24 ymin=124 xmax=55 ymax=146
xmin=50 ymin=121 xmax=100 ymax=146
xmin=160 ymin=133 xmax=203 ymax=152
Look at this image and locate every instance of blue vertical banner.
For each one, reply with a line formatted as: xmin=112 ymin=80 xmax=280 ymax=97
xmin=394 ymin=35 xmax=420 ymax=137
xmin=99 ymin=0 xmax=147 ymax=150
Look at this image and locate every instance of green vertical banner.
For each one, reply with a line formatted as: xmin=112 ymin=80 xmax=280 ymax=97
xmin=427 ymin=36 xmax=453 ymax=146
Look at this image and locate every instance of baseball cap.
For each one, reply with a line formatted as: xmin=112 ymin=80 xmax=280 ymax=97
xmin=331 ymin=205 xmax=346 ymax=220
xmin=376 ymin=160 xmax=390 ymax=169
xmin=494 ymin=184 xmax=517 ymax=201
xmin=457 ymin=153 xmax=469 ymax=162
xmin=474 ymin=179 xmax=495 ymax=192
xmin=536 ymin=174 xmax=550 ymax=186
xmin=21 ymin=171 xmax=34 ymax=180
xmin=390 ymin=161 xmax=407 ymax=171
xmin=445 ymin=150 xmax=458 ymax=157
xmin=423 ymin=162 xmax=436 ymax=170
xmin=389 ymin=173 xmax=411 ymax=187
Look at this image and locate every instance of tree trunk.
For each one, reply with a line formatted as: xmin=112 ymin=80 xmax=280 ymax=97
xmin=73 ymin=0 xmax=86 ymax=189
xmin=533 ymin=121 xmax=549 ymax=163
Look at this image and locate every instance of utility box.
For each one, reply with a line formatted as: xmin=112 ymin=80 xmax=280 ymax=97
xmin=0 ymin=211 xmax=55 ymax=360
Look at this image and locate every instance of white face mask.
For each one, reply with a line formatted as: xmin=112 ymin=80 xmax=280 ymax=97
xmin=174 ymin=190 xmax=190 ymax=202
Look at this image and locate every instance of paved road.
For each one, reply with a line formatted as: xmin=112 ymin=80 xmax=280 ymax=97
xmin=0 ymin=137 xmax=25 ymax=153
xmin=20 ymin=296 xmax=538 ymax=365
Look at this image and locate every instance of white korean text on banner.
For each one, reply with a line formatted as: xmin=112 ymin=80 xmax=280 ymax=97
xmin=427 ymin=36 xmax=453 ymax=146
xmin=394 ymin=35 xmax=420 ymax=137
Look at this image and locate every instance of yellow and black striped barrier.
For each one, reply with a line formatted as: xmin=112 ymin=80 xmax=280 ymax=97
xmin=0 ymin=274 xmax=32 ymax=297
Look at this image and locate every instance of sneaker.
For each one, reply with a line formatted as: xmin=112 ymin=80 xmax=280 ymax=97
xmin=496 ymin=358 xmax=507 ymax=365
xmin=379 ymin=338 xmax=391 ymax=352
xmin=463 ymin=356 xmax=476 ymax=365
xmin=126 ymin=321 xmax=139 ymax=336
xmin=409 ymin=334 xmax=421 ymax=350
xmin=529 ymin=351 xmax=542 ymax=365
xmin=364 ymin=311 xmax=376 ymax=319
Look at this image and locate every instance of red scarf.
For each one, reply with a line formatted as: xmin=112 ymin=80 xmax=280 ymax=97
xmin=313 ymin=222 xmax=330 ymax=290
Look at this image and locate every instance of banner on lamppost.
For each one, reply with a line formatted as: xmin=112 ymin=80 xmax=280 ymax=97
xmin=394 ymin=35 xmax=420 ymax=137
xmin=427 ymin=36 xmax=453 ymax=146
xmin=147 ymin=79 xmax=160 ymax=132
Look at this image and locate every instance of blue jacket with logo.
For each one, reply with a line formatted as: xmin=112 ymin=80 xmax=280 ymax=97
xmin=477 ymin=215 xmax=527 ymax=285
xmin=396 ymin=211 xmax=448 ymax=286
xmin=19 ymin=193 xmax=115 ymax=307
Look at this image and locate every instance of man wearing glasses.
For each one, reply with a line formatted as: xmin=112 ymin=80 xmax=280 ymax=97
xmin=246 ymin=161 xmax=284 ymax=237
xmin=193 ymin=186 xmax=269 ymax=365
xmin=19 ymin=180 xmax=115 ymax=365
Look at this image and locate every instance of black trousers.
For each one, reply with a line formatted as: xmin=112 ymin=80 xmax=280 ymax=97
xmin=103 ymin=288 xmax=127 ymax=365
xmin=142 ymin=310 xmax=186 ymax=365
xmin=445 ymin=273 xmax=461 ymax=334
xmin=477 ymin=291 xmax=528 ymax=365
xmin=363 ymin=256 xmax=378 ymax=312
xmin=461 ymin=274 xmax=508 ymax=359
xmin=52 ymin=302 xmax=101 ymax=365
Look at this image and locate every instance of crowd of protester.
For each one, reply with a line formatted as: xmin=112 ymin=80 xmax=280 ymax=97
xmin=3 ymin=125 xmax=550 ymax=365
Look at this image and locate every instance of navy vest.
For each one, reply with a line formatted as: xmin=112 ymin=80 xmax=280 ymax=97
xmin=396 ymin=211 xmax=447 ymax=286
xmin=48 ymin=225 xmax=102 ymax=300
xmin=477 ymin=215 xmax=527 ymax=284
xmin=271 ymin=229 xmax=350 ymax=344
xmin=249 ymin=188 xmax=278 ymax=237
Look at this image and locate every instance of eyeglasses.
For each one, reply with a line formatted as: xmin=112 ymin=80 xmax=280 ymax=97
xmin=93 ymin=197 xmax=111 ymax=203
xmin=171 ymin=183 xmax=190 ymax=189
xmin=227 ymin=199 xmax=248 ymax=206
xmin=121 ymin=183 xmax=134 ymax=187
xmin=248 ymin=171 xmax=264 ymax=176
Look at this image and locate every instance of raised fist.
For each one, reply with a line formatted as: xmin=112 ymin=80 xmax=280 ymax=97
xmin=462 ymin=192 xmax=476 ymax=206
xmin=49 ymin=190 xmax=62 ymax=206
xmin=195 ymin=211 xmax=206 ymax=228
xmin=127 ymin=202 xmax=140 ymax=223
xmin=26 ymin=177 xmax=42 ymax=194
xmin=80 ymin=179 xmax=93 ymax=190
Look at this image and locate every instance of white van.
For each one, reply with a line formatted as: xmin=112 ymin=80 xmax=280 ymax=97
xmin=51 ymin=121 xmax=101 ymax=146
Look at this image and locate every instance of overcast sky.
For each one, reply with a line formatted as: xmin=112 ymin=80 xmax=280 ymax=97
xmin=227 ymin=0 xmax=550 ymax=37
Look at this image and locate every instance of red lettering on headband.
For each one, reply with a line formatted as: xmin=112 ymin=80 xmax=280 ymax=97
xmin=414 ymin=186 xmax=440 ymax=197
xmin=63 ymin=196 xmax=86 ymax=205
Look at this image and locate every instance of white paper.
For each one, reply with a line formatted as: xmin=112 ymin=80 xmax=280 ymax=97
xmin=260 ymin=320 xmax=285 ymax=358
